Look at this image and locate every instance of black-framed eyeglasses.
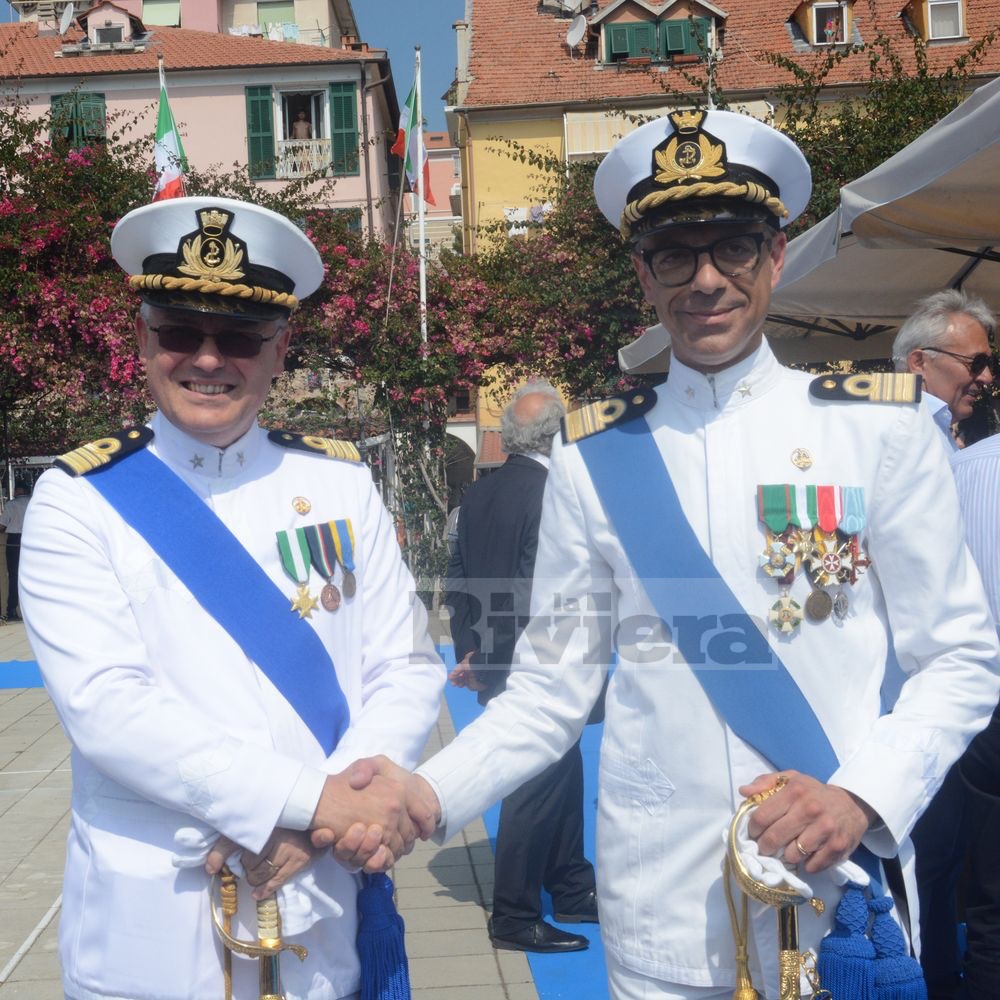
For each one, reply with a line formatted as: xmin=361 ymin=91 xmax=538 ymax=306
xmin=920 ymin=346 xmax=996 ymax=378
xmin=147 ymin=324 xmax=281 ymax=359
xmin=639 ymin=232 xmax=772 ymax=287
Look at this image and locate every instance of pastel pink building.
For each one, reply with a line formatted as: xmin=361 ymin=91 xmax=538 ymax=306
xmin=3 ymin=0 xmax=403 ymax=236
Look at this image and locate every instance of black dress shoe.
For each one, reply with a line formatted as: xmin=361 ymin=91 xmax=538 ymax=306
xmin=488 ymin=917 xmax=588 ymax=953
xmin=554 ymin=888 xmax=599 ymax=924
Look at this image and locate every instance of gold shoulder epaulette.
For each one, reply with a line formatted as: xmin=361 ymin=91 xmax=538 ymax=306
xmin=562 ymin=389 xmax=657 ymax=445
xmin=56 ymin=427 xmax=153 ymax=477
xmin=809 ymin=373 xmax=922 ymax=405
xmin=268 ymin=430 xmax=362 ymax=463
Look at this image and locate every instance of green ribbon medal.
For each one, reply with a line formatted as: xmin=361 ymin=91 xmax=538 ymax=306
xmin=276 ymin=527 xmax=318 ymax=619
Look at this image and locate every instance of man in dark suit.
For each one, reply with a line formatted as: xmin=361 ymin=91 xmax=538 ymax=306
xmin=446 ymin=380 xmax=598 ymax=954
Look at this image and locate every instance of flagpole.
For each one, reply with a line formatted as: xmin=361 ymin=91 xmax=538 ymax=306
xmin=415 ymin=47 xmax=428 ymax=346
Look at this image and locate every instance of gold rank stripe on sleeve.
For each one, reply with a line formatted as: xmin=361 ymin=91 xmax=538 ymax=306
xmin=267 ymin=430 xmax=362 ymax=463
xmin=808 ymin=372 xmax=922 ymax=405
xmin=55 ymin=427 xmax=154 ymax=477
xmin=562 ymin=389 xmax=658 ymax=444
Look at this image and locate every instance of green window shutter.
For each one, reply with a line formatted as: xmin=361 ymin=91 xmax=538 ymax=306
xmin=685 ymin=17 xmax=711 ymax=54
xmin=663 ymin=20 xmax=687 ymax=53
xmin=76 ymin=93 xmax=106 ymax=143
xmin=607 ymin=24 xmax=630 ymax=56
xmin=631 ymin=22 xmax=656 ymax=57
xmin=50 ymin=93 xmax=74 ymax=142
xmin=245 ymin=85 xmax=275 ymax=180
xmin=328 ymin=82 xmax=359 ymax=176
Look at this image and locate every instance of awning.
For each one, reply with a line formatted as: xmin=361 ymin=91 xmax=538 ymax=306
xmin=474 ymin=430 xmax=507 ymax=469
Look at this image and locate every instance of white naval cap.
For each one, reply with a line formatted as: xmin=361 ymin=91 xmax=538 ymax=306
xmin=593 ymin=109 xmax=811 ymax=241
xmin=111 ymin=196 xmax=324 ymax=321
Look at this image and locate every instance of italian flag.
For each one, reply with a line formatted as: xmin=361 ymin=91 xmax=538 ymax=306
xmin=152 ymin=58 xmax=187 ymax=202
xmin=391 ymin=80 xmax=435 ymax=206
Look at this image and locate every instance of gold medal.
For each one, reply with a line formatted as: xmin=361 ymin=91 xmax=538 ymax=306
xmin=791 ymin=448 xmax=813 ymax=470
xmin=342 ymin=570 xmax=357 ymax=599
xmin=804 ymin=589 xmax=833 ymax=622
xmin=290 ymin=582 xmax=319 ymax=619
xmin=321 ymin=582 xmax=341 ymax=612
xmin=292 ymin=496 xmax=312 ymax=515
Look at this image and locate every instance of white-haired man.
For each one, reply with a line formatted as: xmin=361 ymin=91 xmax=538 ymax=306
xmin=892 ymin=289 xmax=996 ymax=449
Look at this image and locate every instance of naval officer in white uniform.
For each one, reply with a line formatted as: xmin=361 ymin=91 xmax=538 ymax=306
xmin=367 ymin=111 xmax=1000 ymax=998
xmin=19 ymin=197 xmax=444 ymax=1000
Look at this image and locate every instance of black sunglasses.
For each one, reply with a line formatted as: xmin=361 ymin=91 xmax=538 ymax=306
xmin=639 ymin=232 xmax=772 ymax=288
xmin=147 ymin=324 xmax=281 ymax=360
xmin=920 ymin=346 xmax=996 ymax=378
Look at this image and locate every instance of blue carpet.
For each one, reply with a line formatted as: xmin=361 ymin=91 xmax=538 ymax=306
xmin=440 ymin=645 xmax=607 ymax=998
xmin=0 ymin=660 xmax=43 ymax=688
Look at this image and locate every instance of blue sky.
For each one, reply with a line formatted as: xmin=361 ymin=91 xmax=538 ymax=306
xmin=354 ymin=1 xmax=465 ymax=132
xmin=0 ymin=1 xmax=464 ymax=132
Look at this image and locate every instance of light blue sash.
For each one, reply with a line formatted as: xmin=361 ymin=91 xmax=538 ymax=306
xmin=575 ymin=415 xmax=882 ymax=886
xmin=86 ymin=447 xmax=349 ymax=755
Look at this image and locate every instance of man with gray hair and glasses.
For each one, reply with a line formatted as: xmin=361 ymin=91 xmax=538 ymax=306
xmin=446 ymin=380 xmax=600 ymax=954
xmin=892 ymin=289 xmax=996 ymax=450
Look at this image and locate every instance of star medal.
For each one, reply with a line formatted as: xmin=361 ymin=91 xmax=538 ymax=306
xmin=304 ymin=521 xmax=343 ymax=613
xmin=276 ymin=527 xmax=318 ymax=619
xmin=331 ymin=518 xmax=357 ymax=599
xmin=769 ymin=594 xmax=803 ymax=635
xmin=807 ymin=529 xmax=855 ymax=588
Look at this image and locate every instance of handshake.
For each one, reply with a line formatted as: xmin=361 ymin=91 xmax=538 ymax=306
xmin=310 ymin=756 xmax=442 ymax=874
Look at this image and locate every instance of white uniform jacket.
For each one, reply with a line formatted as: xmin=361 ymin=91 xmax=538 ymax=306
xmin=20 ymin=413 xmax=444 ymax=1000
xmin=419 ymin=342 xmax=1000 ymax=994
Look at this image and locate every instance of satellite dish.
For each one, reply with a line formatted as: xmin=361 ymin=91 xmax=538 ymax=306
xmin=566 ymin=13 xmax=586 ymax=48
xmin=59 ymin=2 xmax=75 ymax=35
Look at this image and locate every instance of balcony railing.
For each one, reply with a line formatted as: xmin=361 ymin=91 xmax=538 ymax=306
xmin=276 ymin=139 xmax=331 ymax=179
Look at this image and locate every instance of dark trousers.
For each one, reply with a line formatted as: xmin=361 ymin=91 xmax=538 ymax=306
xmin=490 ymin=739 xmax=596 ymax=936
xmin=914 ymin=762 xmax=1000 ymax=999
xmin=5 ymin=536 xmax=19 ymax=618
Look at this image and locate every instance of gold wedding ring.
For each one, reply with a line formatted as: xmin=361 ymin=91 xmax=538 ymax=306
xmin=263 ymin=857 xmax=281 ymax=872
xmin=794 ymin=837 xmax=813 ymax=858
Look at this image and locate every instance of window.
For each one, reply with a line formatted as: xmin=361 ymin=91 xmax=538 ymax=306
xmin=50 ymin=93 xmax=106 ymax=148
xmin=142 ymin=1 xmax=181 ymax=26
xmin=245 ymin=85 xmax=276 ymax=180
xmin=811 ymin=3 xmax=845 ymax=43
xmin=329 ymin=82 xmax=359 ymax=176
xmin=257 ymin=1 xmax=294 ymax=28
xmin=605 ymin=22 xmax=657 ymax=61
xmin=927 ymin=0 xmax=962 ymax=37
xmin=604 ymin=18 xmax=711 ymax=63
xmin=95 ymin=25 xmax=124 ymax=43
xmin=661 ymin=16 xmax=710 ymax=57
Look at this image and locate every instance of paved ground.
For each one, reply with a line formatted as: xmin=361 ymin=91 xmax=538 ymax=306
xmin=0 ymin=621 xmax=538 ymax=999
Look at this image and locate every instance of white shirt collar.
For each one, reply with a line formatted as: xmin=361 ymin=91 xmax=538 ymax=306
xmin=922 ymin=392 xmax=959 ymax=451
xmin=150 ymin=412 xmax=263 ymax=478
xmin=663 ymin=339 xmax=782 ymax=411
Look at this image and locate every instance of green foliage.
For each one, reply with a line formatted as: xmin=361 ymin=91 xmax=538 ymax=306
xmin=766 ymin=19 xmax=998 ymax=236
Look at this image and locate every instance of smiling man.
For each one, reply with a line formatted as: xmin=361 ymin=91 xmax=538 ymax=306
xmin=371 ymin=111 xmax=1000 ymax=999
xmin=892 ymin=289 xmax=996 ymax=449
xmin=18 ymin=197 xmax=443 ymax=1000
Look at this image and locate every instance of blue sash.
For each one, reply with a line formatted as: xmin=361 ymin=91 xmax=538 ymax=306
xmin=576 ymin=416 xmax=883 ymax=886
xmin=86 ymin=447 xmax=349 ymax=755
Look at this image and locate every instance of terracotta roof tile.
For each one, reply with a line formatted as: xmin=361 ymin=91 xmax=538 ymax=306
xmin=459 ymin=0 xmax=1000 ymax=111
xmin=0 ymin=22 xmax=386 ymax=79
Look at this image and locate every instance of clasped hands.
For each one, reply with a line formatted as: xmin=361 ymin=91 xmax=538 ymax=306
xmin=205 ymin=756 xmax=441 ymax=898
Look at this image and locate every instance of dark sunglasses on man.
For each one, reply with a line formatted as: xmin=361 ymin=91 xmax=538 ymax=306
xmin=147 ymin=324 xmax=281 ymax=360
xmin=919 ymin=346 xmax=997 ymax=378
